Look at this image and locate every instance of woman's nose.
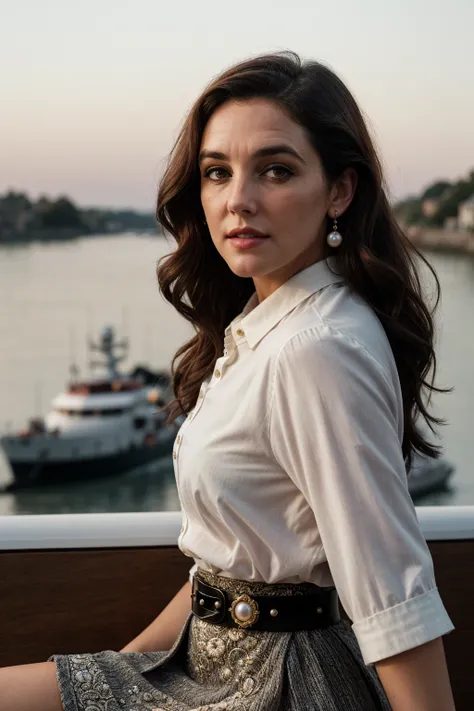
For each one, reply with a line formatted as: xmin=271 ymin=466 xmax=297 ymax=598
xmin=227 ymin=176 xmax=257 ymax=215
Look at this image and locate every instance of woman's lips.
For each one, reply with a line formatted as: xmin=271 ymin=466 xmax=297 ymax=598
xmin=227 ymin=236 xmax=269 ymax=249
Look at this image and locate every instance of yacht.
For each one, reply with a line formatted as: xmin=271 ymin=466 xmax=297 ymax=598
xmin=1 ymin=326 xmax=179 ymax=489
xmin=408 ymin=451 xmax=455 ymax=500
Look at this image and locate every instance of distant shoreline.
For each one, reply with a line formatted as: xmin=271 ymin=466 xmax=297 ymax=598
xmin=407 ymin=227 xmax=474 ymax=254
xmin=2 ymin=225 xmax=473 ymax=255
xmin=0 ymin=227 xmax=160 ymax=245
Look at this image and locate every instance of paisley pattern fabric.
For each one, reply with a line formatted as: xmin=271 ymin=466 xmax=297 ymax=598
xmin=197 ymin=570 xmax=320 ymax=597
xmin=50 ymin=572 xmax=391 ymax=710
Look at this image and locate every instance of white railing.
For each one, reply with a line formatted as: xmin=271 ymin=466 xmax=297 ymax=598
xmin=0 ymin=511 xmax=181 ymax=549
xmin=0 ymin=507 xmax=474 ymax=550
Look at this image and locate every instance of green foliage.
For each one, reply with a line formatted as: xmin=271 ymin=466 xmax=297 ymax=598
xmin=0 ymin=190 xmax=157 ymax=243
xmin=393 ymin=197 xmax=424 ymax=225
xmin=432 ymin=180 xmax=474 ymax=226
xmin=2 ymin=190 xmax=32 ymax=211
xmin=421 ymin=181 xmax=451 ymax=200
xmin=39 ymin=196 xmax=86 ymax=229
xmin=394 ymin=169 xmax=474 ymax=227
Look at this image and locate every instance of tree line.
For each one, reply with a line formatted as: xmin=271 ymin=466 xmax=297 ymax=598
xmin=0 ymin=190 xmax=158 ymax=243
xmin=394 ymin=168 xmax=474 ymax=227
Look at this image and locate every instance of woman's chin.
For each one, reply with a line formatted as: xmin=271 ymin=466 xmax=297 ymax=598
xmin=225 ymin=254 xmax=274 ymax=280
xmin=228 ymin=263 xmax=268 ymax=279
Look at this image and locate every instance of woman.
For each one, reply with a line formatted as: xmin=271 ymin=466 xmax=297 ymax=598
xmin=1 ymin=52 xmax=456 ymax=710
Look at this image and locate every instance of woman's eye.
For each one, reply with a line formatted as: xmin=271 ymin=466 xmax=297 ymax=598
xmin=204 ymin=167 xmax=228 ymax=180
xmin=203 ymin=165 xmax=292 ymax=181
xmin=265 ymin=165 xmax=292 ymax=180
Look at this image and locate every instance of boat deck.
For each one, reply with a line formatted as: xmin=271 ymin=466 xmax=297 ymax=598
xmin=0 ymin=508 xmax=473 ymax=709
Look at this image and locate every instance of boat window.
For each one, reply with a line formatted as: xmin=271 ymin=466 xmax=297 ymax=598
xmin=55 ymin=407 xmax=126 ymax=417
xmin=133 ymin=417 xmax=147 ymax=429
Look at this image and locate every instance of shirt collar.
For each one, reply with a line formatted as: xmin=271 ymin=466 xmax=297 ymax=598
xmin=238 ymin=256 xmax=343 ymax=349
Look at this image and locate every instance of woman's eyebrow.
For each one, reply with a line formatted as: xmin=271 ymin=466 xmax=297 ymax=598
xmin=198 ymin=144 xmax=306 ymax=165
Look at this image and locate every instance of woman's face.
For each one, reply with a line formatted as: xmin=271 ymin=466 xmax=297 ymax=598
xmin=199 ymin=98 xmax=346 ymax=301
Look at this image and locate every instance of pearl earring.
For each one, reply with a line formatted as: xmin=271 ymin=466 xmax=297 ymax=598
xmin=326 ymin=211 xmax=342 ymax=248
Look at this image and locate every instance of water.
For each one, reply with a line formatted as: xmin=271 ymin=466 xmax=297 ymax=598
xmin=0 ymin=234 xmax=473 ymax=515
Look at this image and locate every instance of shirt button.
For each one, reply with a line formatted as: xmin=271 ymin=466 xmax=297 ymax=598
xmin=236 ymin=328 xmax=244 ymax=337
xmin=176 ymin=435 xmax=181 ymax=444
xmin=199 ymin=392 xmax=204 ymax=399
xmin=214 ymin=369 xmax=221 ymax=378
xmin=173 ymin=452 xmax=177 ymax=459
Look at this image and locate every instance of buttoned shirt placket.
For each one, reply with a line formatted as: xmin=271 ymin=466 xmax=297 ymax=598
xmin=175 ymin=320 xmax=245 ymax=555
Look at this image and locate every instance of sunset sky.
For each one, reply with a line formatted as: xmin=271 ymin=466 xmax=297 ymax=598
xmin=2 ymin=0 xmax=473 ymax=210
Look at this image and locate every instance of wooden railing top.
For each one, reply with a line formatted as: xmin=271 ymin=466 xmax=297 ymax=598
xmin=1 ymin=506 xmax=474 ymax=550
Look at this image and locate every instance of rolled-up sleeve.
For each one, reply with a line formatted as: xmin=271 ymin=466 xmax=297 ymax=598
xmin=269 ymin=325 xmax=454 ymax=665
xmin=188 ymin=562 xmax=199 ymax=584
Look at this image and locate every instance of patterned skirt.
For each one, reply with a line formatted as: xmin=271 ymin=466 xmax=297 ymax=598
xmin=49 ymin=571 xmax=391 ymax=710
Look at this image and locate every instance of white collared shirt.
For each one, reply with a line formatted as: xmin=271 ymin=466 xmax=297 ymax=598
xmin=173 ymin=257 xmax=454 ymax=665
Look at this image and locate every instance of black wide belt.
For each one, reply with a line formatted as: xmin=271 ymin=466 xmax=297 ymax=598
xmin=191 ymin=575 xmax=340 ymax=632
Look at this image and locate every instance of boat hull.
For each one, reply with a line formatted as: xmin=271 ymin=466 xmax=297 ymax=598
xmin=408 ymin=460 xmax=454 ymax=500
xmin=6 ymin=438 xmax=174 ymax=490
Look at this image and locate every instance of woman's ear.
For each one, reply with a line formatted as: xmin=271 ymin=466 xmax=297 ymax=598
xmin=328 ymin=168 xmax=358 ymax=217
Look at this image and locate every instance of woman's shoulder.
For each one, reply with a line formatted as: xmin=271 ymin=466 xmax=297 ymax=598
xmin=274 ymin=284 xmax=395 ymax=378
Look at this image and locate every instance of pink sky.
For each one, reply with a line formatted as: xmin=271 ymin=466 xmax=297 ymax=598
xmin=2 ymin=0 xmax=473 ymax=210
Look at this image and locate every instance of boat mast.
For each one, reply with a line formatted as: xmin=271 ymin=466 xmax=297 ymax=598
xmin=68 ymin=325 xmax=80 ymax=383
xmin=88 ymin=326 xmax=128 ymax=380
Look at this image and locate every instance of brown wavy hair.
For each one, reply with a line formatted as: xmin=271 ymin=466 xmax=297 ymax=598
xmin=156 ymin=51 xmax=449 ymax=468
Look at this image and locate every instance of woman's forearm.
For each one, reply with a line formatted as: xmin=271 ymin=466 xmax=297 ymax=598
xmin=375 ymin=637 xmax=455 ymax=710
xmin=120 ymin=581 xmax=192 ymax=653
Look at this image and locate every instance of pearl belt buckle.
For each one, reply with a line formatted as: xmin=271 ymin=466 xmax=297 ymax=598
xmin=229 ymin=593 xmax=260 ymax=628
